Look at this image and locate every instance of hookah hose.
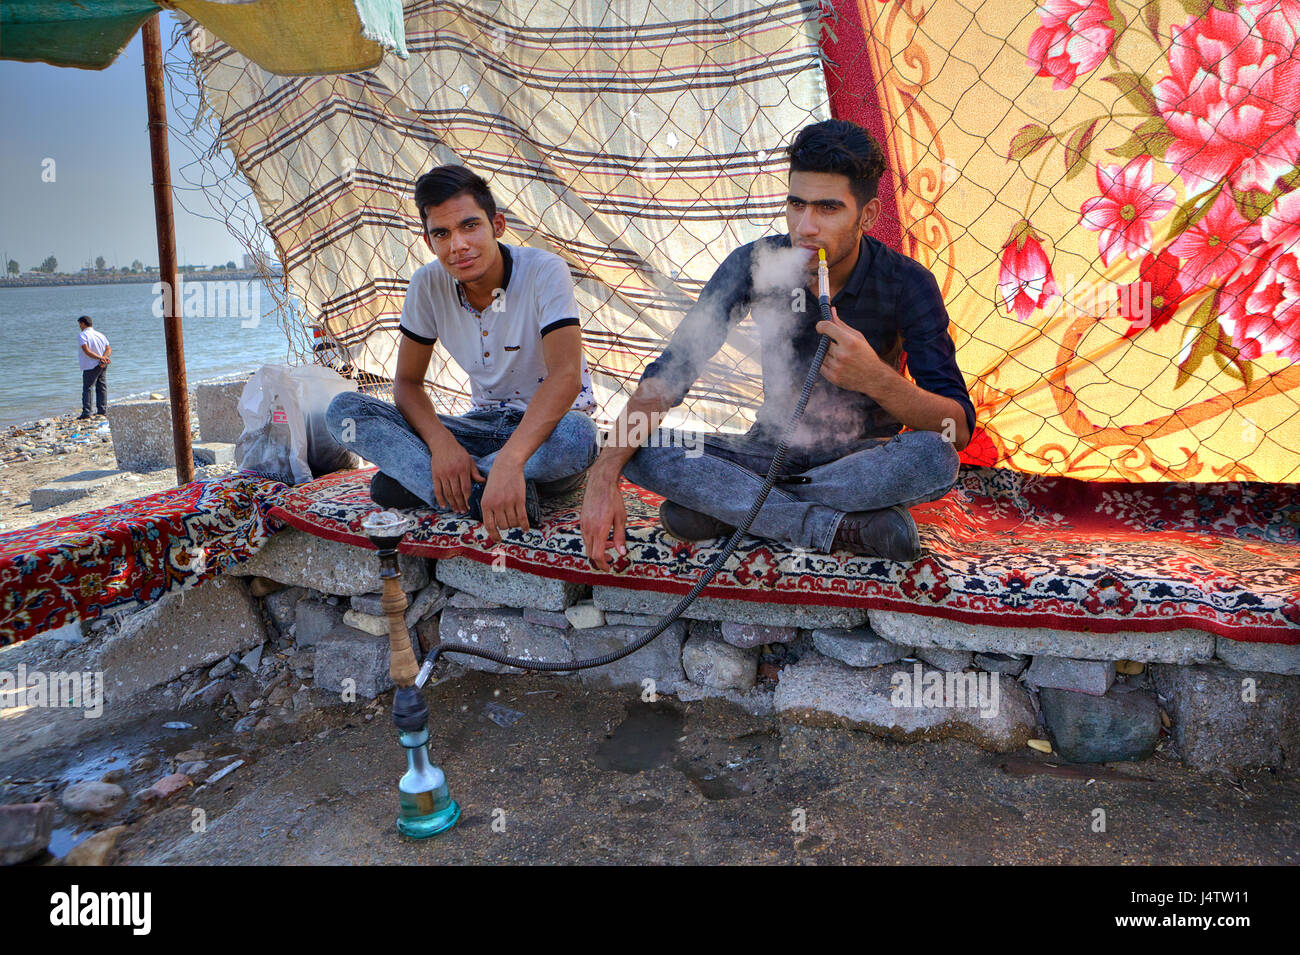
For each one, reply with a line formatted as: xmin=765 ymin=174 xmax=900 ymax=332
xmin=417 ymin=250 xmax=834 ymax=681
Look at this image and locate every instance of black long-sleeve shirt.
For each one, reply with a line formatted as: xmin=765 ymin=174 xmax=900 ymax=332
xmin=641 ymin=233 xmax=976 ymax=453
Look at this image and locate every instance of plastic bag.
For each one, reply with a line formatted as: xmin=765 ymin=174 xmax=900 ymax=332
xmin=235 ymin=364 xmax=359 ymax=485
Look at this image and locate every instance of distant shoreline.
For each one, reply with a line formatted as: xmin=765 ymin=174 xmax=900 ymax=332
xmin=0 ymin=270 xmax=282 ymax=290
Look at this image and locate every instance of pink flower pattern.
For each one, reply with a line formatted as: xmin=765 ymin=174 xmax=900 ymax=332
xmin=1154 ymin=7 xmax=1300 ymax=196
xmin=1220 ymin=190 xmax=1300 ymax=362
xmin=1168 ymin=189 xmax=1262 ymax=287
xmin=999 ymin=225 xmax=1059 ymax=320
xmin=1079 ymin=156 xmax=1176 ymax=267
xmin=1027 ymin=0 xmax=1116 ymax=90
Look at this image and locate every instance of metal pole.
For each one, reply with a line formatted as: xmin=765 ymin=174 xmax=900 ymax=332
xmin=142 ymin=14 xmax=194 ymax=485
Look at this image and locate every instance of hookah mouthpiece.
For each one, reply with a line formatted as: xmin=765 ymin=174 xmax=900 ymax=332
xmin=817 ymin=248 xmax=830 ymax=303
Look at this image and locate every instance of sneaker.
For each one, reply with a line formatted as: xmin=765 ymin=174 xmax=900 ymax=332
xmin=77 ymin=413 xmax=92 ymax=421
xmin=369 ymin=472 xmax=428 ymax=510
xmin=658 ymin=500 xmax=736 ymax=542
xmin=467 ymin=479 xmax=541 ymax=527
xmin=832 ymin=505 xmax=922 ymax=561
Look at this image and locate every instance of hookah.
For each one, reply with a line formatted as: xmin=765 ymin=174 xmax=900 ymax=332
xmin=368 ymin=249 xmax=835 ymax=839
xmin=360 ymin=509 xmax=460 ymax=838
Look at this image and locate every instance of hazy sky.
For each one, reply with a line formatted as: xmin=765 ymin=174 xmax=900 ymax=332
xmin=0 ymin=13 xmax=251 ymax=273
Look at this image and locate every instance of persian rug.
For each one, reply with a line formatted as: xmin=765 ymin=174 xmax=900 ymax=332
xmin=270 ymin=466 xmax=1300 ymax=642
xmin=0 ymin=475 xmax=288 ymax=646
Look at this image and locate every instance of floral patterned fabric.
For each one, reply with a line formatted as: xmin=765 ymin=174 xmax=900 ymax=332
xmin=824 ymin=0 xmax=1300 ymax=482
xmin=271 ymin=466 xmax=1299 ymax=642
xmin=0 ymin=475 xmax=289 ymax=646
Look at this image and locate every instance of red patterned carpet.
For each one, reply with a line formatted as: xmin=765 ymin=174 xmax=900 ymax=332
xmin=270 ymin=466 xmax=1300 ymax=643
xmin=0 ymin=475 xmax=287 ymax=645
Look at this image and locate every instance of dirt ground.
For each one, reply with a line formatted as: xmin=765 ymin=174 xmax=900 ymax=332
xmin=3 ymin=627 xmax=1297 ymax=866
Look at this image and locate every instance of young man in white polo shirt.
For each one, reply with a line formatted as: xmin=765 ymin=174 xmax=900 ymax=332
xmin=327 ymin=165 xmax=597 ymax=542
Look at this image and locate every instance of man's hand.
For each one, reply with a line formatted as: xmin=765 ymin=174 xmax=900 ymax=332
xmin=429 ymin=433 xmax=484 ymax=513
xmin=816 ymin=306 xmax=884 ymax=395
xmin=580 ymin=466 xmax=628 ymax=572
xmin=479 ymin=462 xmax=529 ymax=543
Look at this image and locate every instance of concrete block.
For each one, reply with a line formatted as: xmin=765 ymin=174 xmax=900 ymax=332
xmin=720 ymin=622 xmax=797 ymax=649
xmin=1215 ymin=637 xmax=1300 ymax=676
xmin=107 ymin=399 xmax=174 ymax=472
xmin=1025 ymin=656 xmax=1115 ymax=697
xmin=446 ymin=590 xmax=502 ymax=609
xmin=30 ymin=469 xmax=131 ymax=511
xmin=674 ymin=681 xmax=775 ymax=716
xmin=593 ymin=586 xmax=866 ymax=629
xmin=192 ymin=442 xmax=235 ymax=467
xmin=774 ymin=654 xmax=1037 ymax=753
xmin=343 ymin=609 xmax=388 ymax=636
xmin=438 ymin=607 xmax=573 ymax=674
xmin=263 ymin=586 xmax=305 ymax=634
xmin=605 ymin=612 xmax=661 ymax=627
xmin=682 ymin=633 xmax=757 ymax=692
xmin=524 ymin=608 xmax=571 ymax=630
xmin=95 ymin=576 xmax=267 ymax=701
xmin=812 ymin=626 xmax=910 ymax=668
xmin=350 ymin=592 xmax=387 ymax=616
xmin=1039 ymin=684 xmax=1161 ymax=763
xmin=227 ymin=527 xmax=429 ymax=596
xmin=869 ymin=609 xmax=1215 ymax=664
xmin=313 ymin=625 xmax=393 ymax=700
xmin=404 ymin=583 xmax=447 ymax=629
xmin=917 ymin=647 xmax=974 ymax=672
xmin=570 ymin=622 xmax=686 ymax=691
xmin=564 ymin=601 xmax=605 ymax=629
xmin=974 ymin=652 xmax=1029 ymax=676
xmin=436 ymin=557 xmax=585 ymax=611
xmin=1152 ymin=664 xmax=1300 ymax=774
xmin=195 ymin=378 xmax=249 ymax=444
xmin=293 ymin=599 xmax=344 ymax=646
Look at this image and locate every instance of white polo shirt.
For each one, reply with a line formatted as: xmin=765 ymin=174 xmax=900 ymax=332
xmin=78 ymin=327 xmax=110 ymax=371
xmin=399 ymin=243 xmax=595 ymax=413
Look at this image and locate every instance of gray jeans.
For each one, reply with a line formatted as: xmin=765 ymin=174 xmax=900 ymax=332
xmin=623 ymin=429 xmax=960 ymax=553
xmin=325 ymin=392 xmax=599 ymax=506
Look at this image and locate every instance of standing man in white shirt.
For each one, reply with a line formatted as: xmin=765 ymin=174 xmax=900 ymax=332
xmin=326 ymin=165 xmax=598 ymax=542
xmin=76 ymin=315 xmax=111 ymax=420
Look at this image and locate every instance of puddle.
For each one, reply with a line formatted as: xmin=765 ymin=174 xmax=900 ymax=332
xmin=47 ymin=826 xmax=91 ymax=858
xmin=594 ymin=702 xmax=683 ymax=773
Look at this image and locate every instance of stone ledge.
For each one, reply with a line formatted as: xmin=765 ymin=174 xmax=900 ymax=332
xmin=30 ymin=469 xmax=131 ymax=511
xmin=592 ymin=586 xmax=866 ymax=629
xmin=436 ymin=557 xmax=585 ymax=612
xmin=226 ymin=527 xmax=429 ymax=596
xmin=869 ymin=609 xmax=1215 ymax=664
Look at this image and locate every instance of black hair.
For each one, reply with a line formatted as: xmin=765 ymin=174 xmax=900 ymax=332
xmin=787 ymin=120 xmax=888 ymax=208
xmin=78 ymin=316 xmax=92 ymax=327
xmin=413 ymin=165 xmax=497 ymax=230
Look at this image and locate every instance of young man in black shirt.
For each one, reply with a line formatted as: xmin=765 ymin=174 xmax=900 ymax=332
xmin=581 ymin=120 xmax=975 ymax=568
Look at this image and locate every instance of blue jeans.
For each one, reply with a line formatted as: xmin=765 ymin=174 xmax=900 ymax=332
xmin=623 ymin=429 xmax=960 ymax=553
xmin=325 ymin=392 xmax=598 ymax=506
xmin=81 ymin=365 xmax=107 ymax=415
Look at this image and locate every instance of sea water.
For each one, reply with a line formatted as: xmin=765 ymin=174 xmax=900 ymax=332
xmin=0 ymin=280 xmax=294 ymax=427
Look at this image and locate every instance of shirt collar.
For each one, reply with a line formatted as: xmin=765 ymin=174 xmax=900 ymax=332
xmin=837 ymin=235 xmax=873 ymax=302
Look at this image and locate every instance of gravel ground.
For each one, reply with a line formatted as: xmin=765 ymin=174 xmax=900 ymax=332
xmin=0 ymin=411 xmax=237 ymax=534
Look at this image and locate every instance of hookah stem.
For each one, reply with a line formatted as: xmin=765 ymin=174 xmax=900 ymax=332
xmin=427 ymin=258 xmax=835 ymax=674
